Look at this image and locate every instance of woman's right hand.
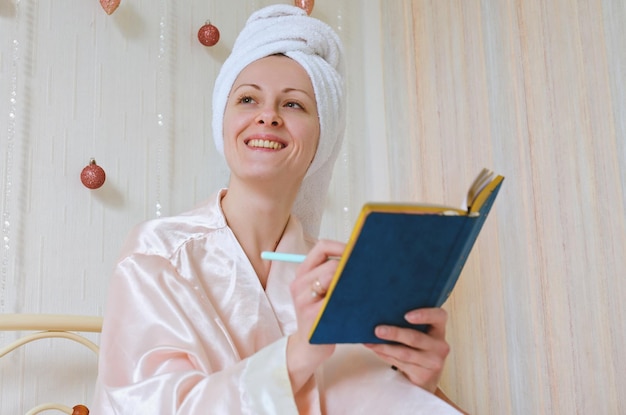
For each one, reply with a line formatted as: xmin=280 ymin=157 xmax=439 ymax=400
xmin=287 ymin=239 xmax=345 ymax=393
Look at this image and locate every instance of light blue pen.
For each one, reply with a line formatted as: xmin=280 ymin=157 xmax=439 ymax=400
xmin=261 ymin=251 xmax=307 ymax=263
xmin=261 ymin=251 xmax=343 ymax=263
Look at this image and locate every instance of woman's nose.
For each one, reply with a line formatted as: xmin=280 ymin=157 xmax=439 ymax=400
xmin=255 ymin=107 xmax=282 ymax=127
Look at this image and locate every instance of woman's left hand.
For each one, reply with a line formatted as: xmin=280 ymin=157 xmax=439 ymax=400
xmin=364 ymin=307 xmax=450 ymax=393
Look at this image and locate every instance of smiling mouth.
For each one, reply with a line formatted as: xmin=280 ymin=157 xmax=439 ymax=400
xmin=246 ymin=139 xmax=285 ymax=150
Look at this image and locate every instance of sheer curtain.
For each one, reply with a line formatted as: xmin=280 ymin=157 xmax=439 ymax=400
xmin=364 ymin=1 xmax=626 ymax=414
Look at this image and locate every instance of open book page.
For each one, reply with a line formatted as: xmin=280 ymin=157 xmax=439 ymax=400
xmin=363 ymin=169 xmax=502 ymax=218
xmin=468 ymin=170 xmax=504 ymax=213
xmin=461 ymin=168 xmax=496 ymax=211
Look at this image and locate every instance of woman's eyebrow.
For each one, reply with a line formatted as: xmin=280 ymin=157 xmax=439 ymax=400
xmin=283 ymin=87 xmax=315 ymax=100
xmin=232 ymin=83 xmax=261 ymax=93
xmin=231 ymin=84 xmax=314 ymax=100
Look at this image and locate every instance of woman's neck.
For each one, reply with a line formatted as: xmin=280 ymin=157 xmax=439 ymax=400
xmin=221 ymin=182 xmax=295 ymax=288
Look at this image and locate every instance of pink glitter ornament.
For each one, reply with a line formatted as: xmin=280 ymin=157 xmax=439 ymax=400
xmin=198 ymin=21 xmax=220 ymax=47
xmin=80 ymin=158 xmax=106 ymax=189
xmin=100 ymin=0 xmax=120 ymax=15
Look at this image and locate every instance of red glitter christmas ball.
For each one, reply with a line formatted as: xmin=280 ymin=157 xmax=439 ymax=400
xmin=198 ymin=22 xmax=220 ymax=47
xmin=100 ymin=0 xmax=120 ymax=15
xmin=80 ymin=158 xmax=106 ymax=189
xmin=295 ymin=0 xmax=314 ymax=15
xmin=72 ymin=405 xmax=90 ymax=415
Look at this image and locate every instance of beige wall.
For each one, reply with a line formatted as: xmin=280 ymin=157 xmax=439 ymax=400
xmin=0 ymin=0 xmax=624 ymax=413
xmin=377 ymin=1 xmax=625 ymax=414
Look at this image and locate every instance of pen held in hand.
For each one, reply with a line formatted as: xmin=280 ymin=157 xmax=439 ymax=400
xmin=261 ymin=251 xmax=342 ymax=263
xmin=261 ymin=251 xmax=307 ymax=263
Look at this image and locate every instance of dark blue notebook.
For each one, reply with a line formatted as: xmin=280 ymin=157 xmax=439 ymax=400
xmin=308 ymin=169 xmax=504 ymax=344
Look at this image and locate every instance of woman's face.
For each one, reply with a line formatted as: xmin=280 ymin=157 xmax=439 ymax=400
xmin=223 ymin=55 xmax=320 ymax=186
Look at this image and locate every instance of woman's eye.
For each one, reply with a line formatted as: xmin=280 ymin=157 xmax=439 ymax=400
xmin=239 ymin=96 xmax=255 ymax=104
xmin=285 ymin=101 xmax=303 ymax=109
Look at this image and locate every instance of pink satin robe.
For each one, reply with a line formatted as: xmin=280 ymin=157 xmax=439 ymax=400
xmin=92 ymin=189 xmax=461 ymax=414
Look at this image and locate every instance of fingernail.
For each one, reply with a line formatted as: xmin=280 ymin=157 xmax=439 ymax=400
xmin=375 ymin=326 xmax=389 ymax=336
xmin=404 ymin=311 xmax=419 ymax=321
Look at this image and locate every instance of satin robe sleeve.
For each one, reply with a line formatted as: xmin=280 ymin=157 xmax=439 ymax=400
xmin=92 ymin=253 xmax=299 ymax=415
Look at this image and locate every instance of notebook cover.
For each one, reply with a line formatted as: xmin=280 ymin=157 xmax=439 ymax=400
xmin=309 ymin=180 xmax=503 ymax=344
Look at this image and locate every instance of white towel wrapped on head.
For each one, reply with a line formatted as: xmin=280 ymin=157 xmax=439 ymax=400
xmin=212 ymin=4 xmax=346 ymax=238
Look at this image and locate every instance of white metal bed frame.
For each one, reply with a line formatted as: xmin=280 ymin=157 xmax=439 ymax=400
xmin=0 ymin=314 xmax=102 ymax=415
xmin=0 ymin=314 xmax=468 ymax=414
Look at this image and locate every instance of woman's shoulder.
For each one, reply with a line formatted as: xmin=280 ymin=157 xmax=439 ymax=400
xmin=120 ymin=190 xmax=228 ymax=259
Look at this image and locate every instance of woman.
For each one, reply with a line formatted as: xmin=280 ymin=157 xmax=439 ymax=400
xmin=93 ymin=5 xmax=460 ymax=414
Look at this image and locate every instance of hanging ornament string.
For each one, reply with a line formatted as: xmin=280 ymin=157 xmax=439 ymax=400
xmin=154 ymin=0 xmax=173 ymax=218
xmin=1 ymin=0 xmax=21 ymax=327
xmin=155 ymin=3 xmax=165 ymax=217
xmin=335 ymin=4 xmax=352 ymax=240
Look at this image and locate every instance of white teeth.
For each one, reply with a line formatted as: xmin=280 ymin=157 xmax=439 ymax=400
xmin=247 ymin=139 xmax=284 ymax=150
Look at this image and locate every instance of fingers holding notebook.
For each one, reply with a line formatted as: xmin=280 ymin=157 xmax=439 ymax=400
xmin=364 ymin=307 xmax=450 ymax=393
